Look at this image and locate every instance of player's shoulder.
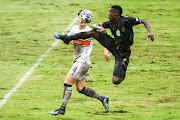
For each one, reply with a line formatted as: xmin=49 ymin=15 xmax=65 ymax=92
xmin=85 ymin=26 xmax=92 ymax=31
xmin=121 ymin=16 xmax=141 ymax=25
xmin=71 ymin=25 xmax=79 ymax=30
xmin=122 ymin=16 xmax=136 ymax=21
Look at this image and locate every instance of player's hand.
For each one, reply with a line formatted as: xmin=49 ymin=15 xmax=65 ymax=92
xmin=105 ymin=54 xmax=111 ymax=62
xmin=100 ymin=28 xmax=107 ymax=34
xmin=147 ymin=32 xmax=154 ymax=41
xmin=53 ymin=33 xmax=60 ymax=39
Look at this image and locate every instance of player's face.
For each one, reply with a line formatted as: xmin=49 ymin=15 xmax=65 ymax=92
xmin=108 ymin=8 xmax=117 ymax=22
xmin=78 ymin=16 xmax=86 ymax=26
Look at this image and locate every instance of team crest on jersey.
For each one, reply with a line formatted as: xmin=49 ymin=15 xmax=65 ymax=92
xmin=116 ymin=30 xmax=120 ymax=37
xmin=122 ymin=27 xmax=125 ymax=32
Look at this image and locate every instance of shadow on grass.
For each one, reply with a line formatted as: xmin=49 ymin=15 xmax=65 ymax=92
xmin=93 ymin=109 xmax=128 ymax=115
xmin=111 ymin=110 xmax=129 ymax=113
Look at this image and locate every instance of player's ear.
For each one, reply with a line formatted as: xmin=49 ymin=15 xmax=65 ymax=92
xmin=114 ymin=11 xmax=118 ymax=17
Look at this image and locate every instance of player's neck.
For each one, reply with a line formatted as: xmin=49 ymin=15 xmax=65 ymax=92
xmin=79 ymin=24 xmax=87 ymax=30
xmin=114 ymin=16 xmax=120 ymax=24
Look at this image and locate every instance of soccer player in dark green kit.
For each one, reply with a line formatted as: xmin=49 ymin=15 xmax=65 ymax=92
xmin=53 ymin=5 xmax=154 ymax=85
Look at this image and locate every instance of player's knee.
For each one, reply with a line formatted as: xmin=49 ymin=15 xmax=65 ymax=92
xmin=112 ymin=77 xmax=124 ymax=85
xmin=87 ymin=30 xmax=98 ymax=38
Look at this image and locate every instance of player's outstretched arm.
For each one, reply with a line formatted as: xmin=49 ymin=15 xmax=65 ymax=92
xmin=141 ymin=19 xmax=154 ymax=41
xmin=102 ymin=47 xmax=111 ymax=62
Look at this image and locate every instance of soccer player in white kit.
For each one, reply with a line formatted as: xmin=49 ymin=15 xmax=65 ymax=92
xmin=50 ymin=10 xmax=111 ymax=116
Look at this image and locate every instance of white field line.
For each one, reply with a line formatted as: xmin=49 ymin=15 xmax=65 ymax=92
xmin=0 ymin=16 xmax=78 ymax=109
xmin=0 ymin=10 xmax=70 ymax=13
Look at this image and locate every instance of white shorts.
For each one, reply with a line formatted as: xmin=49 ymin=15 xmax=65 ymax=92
xmin=68 ymin=62 xmax=90 ymax=80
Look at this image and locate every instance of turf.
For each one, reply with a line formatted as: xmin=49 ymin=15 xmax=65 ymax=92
xmin=0 ymin=0 xmax=179 ymax=119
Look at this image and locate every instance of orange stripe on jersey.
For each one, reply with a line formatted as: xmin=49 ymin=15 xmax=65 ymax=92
xmin=73 ymin=39 xmax=91 ymax=46
xmin=139 ymin=18 xmax=141 ymax=23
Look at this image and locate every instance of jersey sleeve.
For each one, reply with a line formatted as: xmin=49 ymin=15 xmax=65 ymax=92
xmin=101 ymin=21 xmax=111 ymax=28
xmin=68 ymin=26 xmax=75 ymax=36
xmin=126 ymin=17 xmax=142 ymax=26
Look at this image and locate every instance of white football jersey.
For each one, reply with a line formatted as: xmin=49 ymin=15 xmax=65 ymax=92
xmin=68 ymin=25 xmax=93 ymax=64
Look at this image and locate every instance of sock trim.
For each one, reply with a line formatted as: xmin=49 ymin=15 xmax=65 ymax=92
xmin=64 ymin=83 xmax=72 ymax=87
xmin=79 ymin=87 xmax=85 ymax=93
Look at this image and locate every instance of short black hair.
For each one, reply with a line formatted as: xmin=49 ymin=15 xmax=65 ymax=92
xmin=111 ymin=5 xmax=123 ymax=16
xmin=78 ymin=10 xmax=83 ymax=16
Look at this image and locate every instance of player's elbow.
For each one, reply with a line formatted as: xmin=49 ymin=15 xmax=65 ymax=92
xmin=141 ymin=19 xmax=148 ymax=24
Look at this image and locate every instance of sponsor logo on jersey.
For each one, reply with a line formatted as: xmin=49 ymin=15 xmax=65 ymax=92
xmin=73 ymin=39 xmax=91 ymax=46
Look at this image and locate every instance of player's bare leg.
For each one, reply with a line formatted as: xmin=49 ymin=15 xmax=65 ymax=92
xmin=75 ymin=79 xmax=85 ymax=92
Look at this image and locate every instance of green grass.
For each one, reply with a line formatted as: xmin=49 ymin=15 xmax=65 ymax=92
xmin=0 ymin=0 xmax=180 ymax=119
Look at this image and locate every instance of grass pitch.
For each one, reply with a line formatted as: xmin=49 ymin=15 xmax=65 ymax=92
xmin=0 ymin=0 xmax=179 ymax=119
